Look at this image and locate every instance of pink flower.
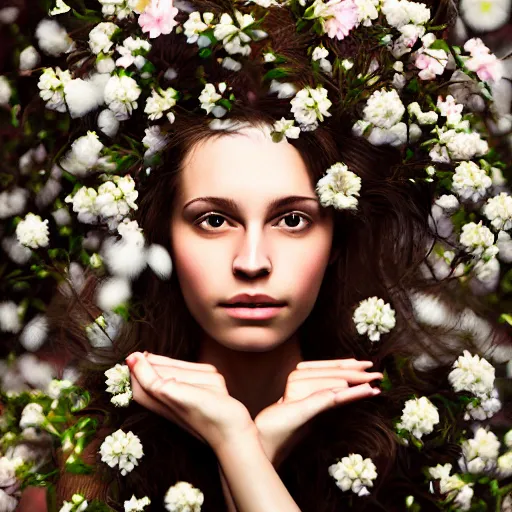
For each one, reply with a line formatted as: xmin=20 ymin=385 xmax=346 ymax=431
xmin=463 ymin=38 xmax=503 ymax=83
xmin=138 ymin=0 xmax=179 ymax=39
xmin=414 ymin=49 xmax=448 ymax=80
xmin=324 ymin=0 xmax=359 ymax=40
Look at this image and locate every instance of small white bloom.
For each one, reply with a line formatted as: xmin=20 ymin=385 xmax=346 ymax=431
xmin=47 ymin=379 xmax=73 ymax=399
xmin=0 ymin=301 xmax=21 ymax=333
xmin=142 ymin=126 xmax=168 ymax=157
xmin=459 ymin=221 xmax=495 ymax=258
xmin=89 ymin=22 xmax=119 ymax=55
xmin=0 ymin=75 xmax=12 ymax=105
xmin=49 ymin=0 xmax=71 ymax=15
xmin=396 ymin=396 xmax=440 ymax=439
xmin=19 ymin=403 xmax=46 ymax=429
xmin=38 ymin=67 xmax=72 ymax=112
xmin=96 ymin=277 xmax=132 ymax=311
xmin=104 ymin=75 xmax=141 ymax=121
xmin=434 ymin=128 xmax=489 ymax=161
xmin=407 ymin=102 xmax=438 ymax=125
xmin=353 ymin=296 xmax=396 ymax=342
xmin=98 ymin=0 xmax=137 ymax=20
xmin=222 ymin=56 xmax=242 ymax=72
xmin=290 ymin=85 xmax=332 ymax=129
xmin=199 ymin=83 xmax=226 ymax=117
xmin=460 ymin=0 xmax=511 ymax=32
xmin=483 ymin=193 xmax=512 ymax=231
xmin=268 ymin=80 xmax=297 ymax=99
xmin=19 ymin=46 xmax=41 ymax=71
xmin=263 ymin=52 xmax=276 ymax=62
xmin=316 ymin=162 xmax=361 ymax=210
xmin=437 ymin=95 xmax=464 ymax=127
xmin=381 ymin=0 xmax=431 ymax=28
xmin=35 ymin=19 xmax=73 ymax=57
xmin=144 ymin=87 xmax=178 ymax=120
xmin=60 ymin=131 xmax=104 ymax=177
xmin=183 ymin=11 xmax=214 ymax=44
xmin=58 ymin=493 xmax=89 ymax=512
xmin=505 ymin=430 xmax=512 ymax=448
xmin=497 ymin=451 xmax=512 ymax=478
xmin=460 ymin=427 xmax=500 ymax=474
xmin=85 ymin=312 xmax=123 ymax=348
xmin=124 ymin=495 xmax=151 ymax=512
xmin=105 ymin=363 xmax=132 ymax=407
xmin=213 ymin=11 xmax=256 ymax=57
xmin=464 ymin=388 xmax=501 ymax=421
xmin=0 ymin=187 xmax=28 ymax=219
xmin=98 ymin=109 xmax=120 ymax=137
xmin=435 ymin=194 xmax=459 ymax=213
xmin=328 ymin=453 xmax=378 ymax=496
xmin=64 ymin=77 xmax=104 ymax=118
xmin=448 ymin=350 xmax=495 ymax=398
xmin=272 ymin=118 xmax=300 ymax=140
xmin=362 ymin=88 xmax=405 ymax=129
xmin=16 ymin=213 xmax=49 ymax=249
xmin=20 ymin=314 xmax=49 ymax=351
xmin=147 ymin=244 xmax=173 ymax=279
xmin=164 ymin=481 xmax=204 ymax=512
xmin=0 ymin=7 xmax=20 ymax=23
xmin=99 ymin=429 xmax=144 ymax=475
xmin=452 ymin=161 xmax=492 ymax=202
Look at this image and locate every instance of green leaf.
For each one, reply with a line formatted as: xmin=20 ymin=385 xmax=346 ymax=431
xmin=199 ymin=47 xmax=212 ymax=59
xmin=499 ymin=313 xmax=512 ymax=325
xmin=263 ymin=68 xmax=290 ymax=82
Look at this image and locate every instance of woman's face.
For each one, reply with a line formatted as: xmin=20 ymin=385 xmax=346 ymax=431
xmin=170 ymin=126 xmax=335 ymax=352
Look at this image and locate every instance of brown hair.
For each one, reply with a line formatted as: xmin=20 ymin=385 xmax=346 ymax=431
xmin=47 ymin=0 xmax=510 ymax=510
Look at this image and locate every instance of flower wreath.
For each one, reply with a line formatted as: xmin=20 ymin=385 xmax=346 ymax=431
xmin=0 ymin=0 xmax=511 ymax=511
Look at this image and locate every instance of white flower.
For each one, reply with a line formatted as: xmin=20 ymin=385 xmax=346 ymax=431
xmin=0 ymin=302 xmax=21 ymax=333
xmin=20 ymin=314 xmax=49 ymax=351
xmin=328 ymin=453 xmax=378 ymax=496
xmin=452 ymin=161 xmax=492 ymax=202
xmin=497 ymin=451 xmax=512 ymax=478
xmin=381 ymin=0 xmax=431 ymax=28
xmin=85 ymin=312 xmax=123 ymax=348
xmin=428 ymin=463 xmax=473 ymax=510
xmin=448 ymin=350 xmax=495 ymax=398
xmin=19 ymin=403 xmax=46 ymax=429
xmin=438 ymin=129 xmax=489 ymax=161
xmin=0 ymin=489 xmax=18 ymax=512
xmin=290 ymin=85 xmax=332 ymax=129
xmin=147 ymin=244 xmax=173 ymax=279
xmin=60 ymin=131 xmax=104 ymax=177
xmin=164 ymin=481 xmax=204 ymax=512
xmin=435 ymin=194 xmax=459 ymax=213
xmin=49 ymin=0 xmax=71 ymax=16
xmin=35 ymin=19 xmax=73 ymax=57
xmin=464 ymin=388 xmax=501 ymax=421
xmin=396 ymin=396 xmax=440 ymax=439
xmin=47 ymin=379 xmax=73 ymax=399
xmin=115 ymin=36 xmax=151 ymax=68
xmin=353 ymin=296 xmax=396 ymax=342
xmin=0 ymin=76 xmax=12 ymax=105
xmin=0 ymin=187 xmax=28 ymax=219
xmin=38 ymin=67 xmax=72 ymax=112
xmin=272 ymin=118 xmax=300 ymax=140
xmin=105 ymin=364 xmax=132 ymax=407
xmin=460 ymin=427 xmax=500 ymax=474
xmin=143 ymin=126 xmax=168 ymax=157
xmin=16 ymin=213 xmax=49 ymax=249
xmin=99 ymin=0 xmax=137 ymax=20
xmin=64 ymin=77 xmax=105 ymax=119
xmin=437 ymin=95 xmax=464 ymax=127
xmin=460 ymin=0 xmax=511 ymax=32
xmin=98 ymin=109 xmax=120 ymax=137
xmin=183 ymin=11 xmax=214 ymax=44
xmin=99 ymin=429 xmax=143 ymax=475
xmin=355 ymin=0 xmax=380 ymax=25
xmin=268 ymin=80 xmax=297 ymax=99
xmin=414 ymin=46 xmax=449 ymax=81
xmin=19 ymin=46 xmax=41 ymax=71
xmin=213 ymin=11 xmax=256 ymax=56
xmin=96 ymin=277 xmax=132 ymax=311
xmin=505 ymin=430 xmax=512 ymax=448
xmin=483 ymin=193 xmax=512 ymax=231
xmin=145 ymin=87 xmax=178 ymax=120
xmin=58 ymin=493 xmax=89 ymax=512
xmin=0 ymin=6 xmax=20 ymax=23
xmin=104 ymin=75 xmax=141 ymax=120
xmin=124 ymin=495 xmax=151 ymax=512
xmin=89 ymin=22 xmax=119 ymax=55
xmin=453 ymin=485 xmax=474 ymax=511
xmin=199 ymin=83 xmax=227 ymax=118
xmin=311 ymin=46 xmax=332 ymax=73
xmin=362 ymin=88 xmax=405 ymax=129
xmin=407 ymin=102 xmax=438 ymax=125
xmin=316 ymin=162 xmax=361 ymax=210
xmin=459 ymin=221 xmax=495 ymax=258
xmin=222 ymin=56 xmax=242 ymax=72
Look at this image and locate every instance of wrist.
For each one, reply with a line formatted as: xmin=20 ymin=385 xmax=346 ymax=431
xmin=212 ymin=421 xmax=260 ymax=456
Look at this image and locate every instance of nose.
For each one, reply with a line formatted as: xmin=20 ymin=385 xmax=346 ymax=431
xmin=232 ymin=225 xmax=272 ymax=279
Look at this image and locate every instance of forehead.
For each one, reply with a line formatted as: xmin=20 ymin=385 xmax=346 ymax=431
xmin=178 ymin=127 xmax=315 ymax=203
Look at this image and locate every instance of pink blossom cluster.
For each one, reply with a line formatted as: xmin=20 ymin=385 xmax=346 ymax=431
xmin=463 ymin=38 xmax=503 ymax=83
xmin=324 ymin=0 xmax=360 ymax=40
xmin=138 ymin=0 xmax=179 ymax=39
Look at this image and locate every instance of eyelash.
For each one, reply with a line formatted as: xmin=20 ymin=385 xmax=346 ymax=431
xmin=194 ymin=211 xmax=313 ymax=232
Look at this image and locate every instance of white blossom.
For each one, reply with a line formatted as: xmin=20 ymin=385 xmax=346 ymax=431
xmin=183 ymin=11 xmax=214 ymax=44
xmin=464 ymin=38 xmax=503 ymax=83
xmin=460 ymin=0 xmax=511 ymax=32
xmin=164 ymin=481 xmax=204 ymax=512
xmin=432 ymin=128 xmax=489 ymax=162
xmin=16 ymin=213 xmax=50 ymax=249
xmin=407 ymin=102 xmax=438 ymax=125
xmin=505 ymin=430 xmax=512 ymax=448
xmin=381 ymin=0 xmax=431 ymax=28
xmin=328 ymin=453 xmax=378 ymax=496
xmin=0 ymin=187 xmax=28 ymax=219
xmin=362 ymin=88 xmax=405 ymax=129
xmin=104 ymin=75 xmax=141 ymax=120
xmin=353 ymin=296 xmax=396 ymax=342
xmin=58 ymin=493 xmax=89 ymax=512
xmin=89 ymin=22 xmax=119 ymax=55
xmin=105 ymin=364 xmax=132 ymax=407
xmin=428 ymin=463 xmax=473 ymax=510
xmin=448 ymin=350 xmax=495 ymax=398
xmin=396 ymin=396 xmax=440 ymax=439
xmin=99 ymin=429 xmax=143 ymax=475
xmin=452 ymin=161 xmax=492 ymax=202
xmin=47 ymin=379 xmax=73 ymax=399
xmin=35 ymin=19 xmax=73 ymax=57
xmin=213 ymin=11 xmax=256 ymax=56
xmin=49 ymin=0 xmax=71 ymax=15
xmin=147 ymin=244 xmax=173 ymax=279
xmin=272 ymin=118 xmax=300 ymax=140
xmin=290 ymin=85 xmax=332 ymax=129
xmin=199 ymin=83 xmax=227 ymax=118
xmin=115 ymin=36 xmax=151 ymax=68
xmin=19 ymin=46 xmax=41 ymax=71
xmin=483 ymin=193 xmax=512 ymax=231
xmin=435 ymin=194 xmax=459 ymax=213
xmin=143 ymin=126 xmax=168 ymax=157
xmin=96 ymin=277 xmax=132 ymax=311
xmin=98 ymin=109 xmax=120 ymax=137
xmin=19 ymin=314 xmax=49 ymax=351
xmin=268 ymin=80 xmax=297 ymax=99
xmin=60 ymin=131 xmax=104 ymax=177
xmin=464 ymin=388 xmax=501 ymax=421
xmin=316 ymin=162 xmax=361 ymax=210
xmin=38 ymin=67 xmax=71 ymax=112
xmin=98 ymin=0 xmax=138 ymax=20
xmin=19 ymin=403 xmax=46 ymax=429
xmin=437 ymin=95 xmax=464 ymax=127
xmin=145 ymin=87 xmax=178 ymax=120
xmin=0 ymin=302 xmax=21 ymax=333
xmin=460 ymin=427 xmax=500 ymax=474
xmin=497 ymin=451 xmax=512 ymax=478
xmin=0 ymin=76 xmax=12 ymax=105
xmin=63 ymin=77 xmax=105 ymax=118
xmin=124 ymin=495 xmax=151 ymax=512
xmin=85 ymin=312 xmax=123 ymax=348
xmin=0 ymin=489 xmax=18 ymax=512
xmin=459 ymin=221 xmax=495 ymax=258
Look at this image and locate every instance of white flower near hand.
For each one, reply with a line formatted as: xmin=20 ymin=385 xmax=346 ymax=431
xmin=483 ymin=193 xmax=512 ymax=231
xmin=16 ymin=213 xmax=49 ymax=249
xmin=460 ymin=427 xmax=500 ymax=474
xmin=60 ymin=131 xmax=104 ymax=177
xmin=362 ymin=88 xmax=405 ymax=130
xmin=104 ymin=75 xmax=141 ymax=120
xmin=124 ymin=495 xmax=151 ymax=512
xmin=105 ymin=363 xmax=132 ymax=407
xmin=99 ymin=429 xmax=143 ymax=475
xmin=145 ymin=87 xmax=178 ymax=120
xmin=272 ymin=118 xmax=300 ymax=140
xmin=353 ymin=297 xmax=396 ymax=342
xmin=38 ymin=67 xmax=72 ymax=112
xmin=19 ymin=403 xmax=46 ymax=429
xmin=452 ymin=161 xmax=492 ymax=202
xmin=164 ymin=481 xmax=204 ymax=512
xmin=328 ymin=453 xmax=378 ymax=496
xmin=396 ymin=396 xmax=440 ymax=439
xmin=35 ymin=19 xmax=73 ymax=57
xmin=290 ymin=85 xmax=332 ymax=130
xmin=459 ymin=222 xmax=495 ymax=258
xmin=316 ymin=162 xmax=361 ymax=210
xmin=89 ymin=22 xmax=119 ymax=55
xmin=448 ymin=350 xmax=495 ymax=398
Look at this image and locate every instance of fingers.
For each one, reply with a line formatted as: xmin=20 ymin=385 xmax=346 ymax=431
xmin=289 ymin=368 xmax=383 ymax=384
xmin=333 ymin=383 xmax=381 ymax=405
xmin=144 ymin=353 xmax=218 ymax=373
xmin=296 ymin=359 xmax=374 ymax=370
xmin=150 ymin=364 xmax=227 ymax=388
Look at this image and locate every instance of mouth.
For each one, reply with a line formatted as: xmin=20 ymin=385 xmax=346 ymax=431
xmin=221 ymin=303 xmax=285 ymax=308
xmin=220 ymin=304 xmax=286 ymax=320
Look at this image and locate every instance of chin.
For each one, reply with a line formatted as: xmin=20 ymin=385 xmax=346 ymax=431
xmin=212 ymin=328 xmax=290 ymax=352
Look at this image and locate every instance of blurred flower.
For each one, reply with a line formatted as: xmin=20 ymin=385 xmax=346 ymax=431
xmin=35 ymin=19 xmax=73 ymax=57
xmin=460 ymin=0 xmax=511 ymax=32
xmin=19 ymin=46 xmax=40 ymax=71
xmin=164 ymin=481 xmax=204 ymax=512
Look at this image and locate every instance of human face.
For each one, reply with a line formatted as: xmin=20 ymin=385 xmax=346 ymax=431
xmin=170 ymin=125 xmax=335 ymax=352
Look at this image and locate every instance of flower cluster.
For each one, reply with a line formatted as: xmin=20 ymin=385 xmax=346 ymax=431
xmin=328 ymin=453 xmax=378 ymax=497
xmin=99 ymin=429 xmax=144 ymax=476
xmin=105 ymin=364 xmax=133 ymax=407
xmin=396 ymin=396 xmax=440 ymax=440
xmin=164 ymin=481 xmax=205 ymax=512
xmin=352 ymin=297 xmax=396 ymax=342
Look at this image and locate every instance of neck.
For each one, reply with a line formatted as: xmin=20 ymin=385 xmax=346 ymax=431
xmin=197 ymin=334 xmax=303 ymax=419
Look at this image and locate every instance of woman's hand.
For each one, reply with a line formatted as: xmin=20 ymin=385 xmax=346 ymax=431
xmin=126 ymin=352 xmax=255 ymax=452
xmin=253 ymin=358 xmax=383 ymax=469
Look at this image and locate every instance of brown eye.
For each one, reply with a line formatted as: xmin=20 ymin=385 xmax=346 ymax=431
xmin=198 ymin=214 xmax=227 ymax=230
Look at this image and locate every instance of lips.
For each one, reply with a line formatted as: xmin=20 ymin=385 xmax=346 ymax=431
xmin=220 ymin=293 xmax=286 ymax=307
xmin=223 ymin=303 xmax=282 ymax=308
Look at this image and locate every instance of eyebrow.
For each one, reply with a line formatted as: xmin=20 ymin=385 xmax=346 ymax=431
xmin=183 ymin=195 xmax=320 ymax=213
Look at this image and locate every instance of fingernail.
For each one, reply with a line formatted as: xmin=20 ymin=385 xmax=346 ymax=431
xmin=372 ymin=388 xmax=381 ymax=395
xmin=126 ymin=354 xmax=136 ymax=365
